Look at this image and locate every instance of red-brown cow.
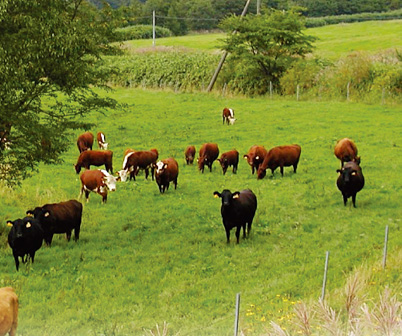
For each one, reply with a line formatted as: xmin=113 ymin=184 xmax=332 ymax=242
xmin=154 ymin=158 xmax=179 ymax=193
xmin=257 ymin=144 xmax=301 ymax=179
xmin=0 ymin=287 xmax=18 ymax=336
xmin=218 ymin=150 xmax=239 ymax=175
xmin=243 ymin=145 xmax=268 ymax=175
xmin=74 ymin=150 xmax=113 ymax=174
xmin=77 ymin=131 xmax=94 ymax=153
xmin=222 ymin=108 xmax=235 ymax=125
xmin=198 ymin=143 xmax=219 ymax=173
xmin=80 ymin=169 xmax=117 ymax=203
xmin=96 ymin=132 xmax=108 ymax=150
xmin=184 ymin=145 xmax=196 ymax=165
xmin=334 ymin=138 xmax=360 ymax=167
xmin=117 ymin=149 xmax=158 ymax=181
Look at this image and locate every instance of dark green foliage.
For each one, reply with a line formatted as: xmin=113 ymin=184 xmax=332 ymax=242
xmin=0 ymin=0 xmax=120 ymax=185
xmin=219 ymin=8 xmax=316 ymax=94
xmin=114 ymin=24 xmax=172 ymax=41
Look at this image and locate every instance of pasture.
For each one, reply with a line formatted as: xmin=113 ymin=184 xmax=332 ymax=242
xmin=0 ymin=88 xmax=401 ymax=335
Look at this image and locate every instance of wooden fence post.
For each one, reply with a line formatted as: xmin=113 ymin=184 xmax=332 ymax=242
xmin=297 ymin=85 xmax=300 ymax=101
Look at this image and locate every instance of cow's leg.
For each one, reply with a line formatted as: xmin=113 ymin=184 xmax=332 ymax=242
xmin=145 ymin=168 xmax=149 ymax=180
xmin=209 ymin=163 xmax=213 ymax=172
xmin=293 ymin=163 xmax=298 ymax=173
xmin=66 ymin=230 xmax=72 ymax=241
xmin=85 ymin=190 xmax=90 ymax=203
xmin=30 ymin=251 xmax=36 ymax=264
xmin=166 ymin=182 xmax=170 ymax=191
xmin=280 ymin=165 xmax=284 ymax=176
xmin=13 ymin=252 xmax=20 ymax=271
xmin=251 ymin=166 xmax=255 ymax=174
xmin=225 ymin=228 xmax=230 ymax=244
xmin=342 ymin=194 xmax=348 ymax=206
xmin=151 ymin=166 xmax=155 ymax=180
xmin=352 ymin=194 xmax=357 ymax=208
xmin=102 ymin=194 xmax=107 ymax=203
xmin=223 ymin=167 xmax=227 ymax=175
xmin=235 ymin=226 xmax=241 ymax=244
xmin=247 ymin=219 xmax=253 ymax=236
xmin=242 ymin=223 xmax=247 ymax=238
xmin=174 ymin=178 xmax=177 ymax=189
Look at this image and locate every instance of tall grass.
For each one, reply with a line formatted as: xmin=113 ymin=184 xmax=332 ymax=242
xmin=0 ymin=88 xmax=400 ymax=335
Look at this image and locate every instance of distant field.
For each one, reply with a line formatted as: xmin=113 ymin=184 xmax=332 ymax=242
xmin=123 ymin=20 xmax=402 ymax=59
xmin=0 ymin=88 xmax=400 ymax=335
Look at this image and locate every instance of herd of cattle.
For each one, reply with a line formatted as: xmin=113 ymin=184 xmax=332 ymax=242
xmin=1 ymin=107 xmax=367 ymax=335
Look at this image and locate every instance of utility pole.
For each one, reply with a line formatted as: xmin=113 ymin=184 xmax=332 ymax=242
xmin=152 ymin=10 xmax=156 ymax=47
xmin=257 ymin=0 xmax=261 ymax=14
xmin=206 ymin=0 xmax=252 ymax=92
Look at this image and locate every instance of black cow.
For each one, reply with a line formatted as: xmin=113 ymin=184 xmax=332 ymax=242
xmin=7 ymin=217 xmax=44 ymax=271
xmin=336 ymin=161 xmax=365 ymax=207
xmin=213 ymin=189 xmax=257 ymax=244
xmin=26 ymin=200 xmax=83 ymax=246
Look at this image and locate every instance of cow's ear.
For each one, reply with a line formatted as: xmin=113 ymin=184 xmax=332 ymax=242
xmin=26 ymin=210 xmax=34 ymax=217
xmin=213 ymin=191 xmax=221 ymax=198
xmin=255 ymin=156 xmax=259 ymax=160
xmin=336 ymin=169 xmax=341 ymax=173
xmin=217 ymin=159 xmax=221 ymax=162
xmin=232 ymin=192 xmax=240 ymax=199
xmin=6 ymin=221 xmax=13 ymax=227
xmin=26 ymin=222 xmax=32 ymax=228
xmin=243 ymin=155 xmax=248 ymax=159
xmin=44 ymin=211 xmax=50 ymax=217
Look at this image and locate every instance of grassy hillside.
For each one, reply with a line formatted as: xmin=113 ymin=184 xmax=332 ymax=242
xmin=0 ymin=88 xmax=400 ymax=335
xmin=123 ymin=20 xmax=402 ymax=60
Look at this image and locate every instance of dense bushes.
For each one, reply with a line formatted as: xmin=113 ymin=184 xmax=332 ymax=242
xmin=114 ymin=25 xmax=172 ymax=42
xmin=306 ymin=9 xmax=402 ymax=27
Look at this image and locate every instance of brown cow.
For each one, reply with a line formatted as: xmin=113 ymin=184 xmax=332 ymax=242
xmin=117 ymin=149 xmax=158 ymax=181
xmin=243 ymin=145 xmax=268 ymax=175
xmin=184 ymin=145 xmax=196 ymax=165
xmin=74 ymin=150 xmax=113 ymax=174
xmin=334 ymin=138 xmax=360 ymax=167
xmin=257 ymin=144 xmax=301 ymax=179
xmin=154 ymin=158 xmax=179 ymax=193
xmin=198 ymin=143 xmax=219 ymax=173
xmin=77 ymin=131 xmax=94 ymax=153
xmin=0 ymin=287 xmax=18 ymax=336
xmin=218 ymin=150 xmax=239 ymax=175
xmin=222 ymin=108 xmax=235 ymax=125
xmin=79 ymin=169 xmax=117 ymax=203
xmin=96 ymin=132 xmax=108 ymax=150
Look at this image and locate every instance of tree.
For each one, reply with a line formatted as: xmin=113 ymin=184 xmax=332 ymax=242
xmin=219 ymin=8 xmax=316 ymax=94
xmin=0 ymin=0 xmax=120 ymax=185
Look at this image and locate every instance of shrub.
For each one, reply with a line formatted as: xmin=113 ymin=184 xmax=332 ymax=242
xmin=114 ymin=25 xmax=172 ymax=42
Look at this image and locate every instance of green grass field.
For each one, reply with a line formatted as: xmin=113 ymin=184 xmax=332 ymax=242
xmin=123 ymin=20 xmax=402 ymax=60
xmin=0 ymin=88 xmax=401 ymax=335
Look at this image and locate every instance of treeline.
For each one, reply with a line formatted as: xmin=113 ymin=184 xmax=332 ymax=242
xmin=89 ymin=0 xmax=401 ymax=35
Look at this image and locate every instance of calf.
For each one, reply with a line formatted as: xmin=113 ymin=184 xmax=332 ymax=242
xmin=218 ymin=150 xmax=239 ymax=174
xmin=243 ymin=145 xmax=268 ymax=174
xmin=77 ymin=131 xmax=94 ymax=153
xmin=222 ymin=108 xmax=235 ymax=125
xmin=97 ymin=132 xmax=108 ymax=150
xmin=0 ymin=287 xmax=18 ymax=336
xmin=117 ymin=149 xmax=158 ymax=182
xmin=334 ymin=138 xmax=360 ymax=167
xmin=213 ymin=189 xmax=257 ymax=244
xmin=154 ymin=158 xmax=179 ymax=193
xmin=74 ymin=150 xmax=113 ymax=174
xmin=184 ymin=145 xmax=196 ymax=165
xmin=198 ymin=143 xmax=219 ymax=173
xmin=257 ymin=144 xmax=301 ymax=179
xmin=7 ymin=217 xmax=44 ymax=270
xmin=336 ymin=161 xmax=365 ymax=207
xmin=26 ymin=200 xmax=82 ymax=246
xmin=80 ymin=169 xmax=117 ymax=204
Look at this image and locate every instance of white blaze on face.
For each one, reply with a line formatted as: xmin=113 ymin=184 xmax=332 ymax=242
xmin=122 ymin=151 xmax=135 ymax=170
xmin=156 ymin=161 xmax=165 ymax=174
xmin=101 ymin=170 xmax=117 ymax=191
xmin=228 ymin=117 xmax=236 ymax=125
xmin=101 ymin=142 xmax=108 ymax=150
xmin=229 ymin=108 xmax=234 ymax=118
xmin=100 ymin=133 xmax=105 ymax=142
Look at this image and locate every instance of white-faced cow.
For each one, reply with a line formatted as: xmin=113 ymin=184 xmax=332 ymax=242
xmin=0 ymin=287 xmax=18 ymax=336
xmin=74 ymin=150 xmax=113 ymax=174
xmin=213 ymin=189 xmax=257 ymax=244
xmin=154 ymin=158 xmax=179 ymax=193
xmin=80 ymin=169 xmax=117 ymax=203
xmin=77 ymin=131 xmax=94 ymax=153
xmin=7 ymin=217 xmax=44 ymax=271
xmin=97 ymin=132 xmax=108 ymax=150
xmin=26 ymin=200 xmax=82 ymax=246
xmin=336 ymin=161 xmax=365 ymax=207
xmin=117 ymin=149 xmax=158 ymax=182
xmin=222 ymin=108 xmax=236 ymax=125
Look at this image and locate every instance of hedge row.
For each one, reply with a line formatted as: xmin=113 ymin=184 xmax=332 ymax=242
xmin=114 ymin=25 xmax=172 ymax=42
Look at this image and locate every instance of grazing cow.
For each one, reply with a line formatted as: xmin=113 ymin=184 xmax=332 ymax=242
xmin=74 ymin=150 xmax=113 ymax=174
xmin=0 ymin=287 xmax=18 ymax=336
xmin=154 ymin=158 xmax=179 ymax=193
xmin=26 ymin=200 xmax=82 ymax=246
xmin=80 ymin=169 xmax=117 ymax=203
xmin=334 ymin=138 xmax=360 ymax=167
xmin=222 ymin=108 xmax=235 ymax=125
xmin=198 ymin=143 xmax=219 ymax=173
xmin=243 ymin=145 xmax=268 ymax=175
xmin=77 ymin=131 xmax=94 ymax=153
xmin=336 ymin=161 xmax=365 ymax=207
xmin=7 ymin=217 xmax=44 ymax=271
xmin=184 ymin=145 xmax=196 ymax=165
xmin=96 ymin=132 xmax=108 ymax=150
xmin=218 ymin=150 xmax=239 ymax=175
xmin=257 ymin=144 xmax=301 ymax=179
xmin=213 ymin=189 xmax=257 ymax=244
xmin=117 ymin=149 xmax=158 ymax=182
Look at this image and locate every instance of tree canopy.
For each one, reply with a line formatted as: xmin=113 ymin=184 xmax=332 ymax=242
xmin=0 ymin=0 xmax=120 ymax=185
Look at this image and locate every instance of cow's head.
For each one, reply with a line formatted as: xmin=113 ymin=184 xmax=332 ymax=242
xmin=102 ymin=172 xmax=117 ymax=191
xmin=155 ymin=161 xmax=167 ymax=176
xmin=74 ymin=164 xmax=81 ymax=174
xmin=228 ymin=117 xmax=236 ymax=125
xmin=116 ymin=168 xmax=132 ymax=182
xmin=214 ymin=190 xmax=240 ymax=207
xmin=217 ymin=158 xmax=228 ymax=169
xmin=7 ymin=217 xmax=37 ymax=239
xmin=257 ymin=166 xmax=266 ymax=180
xmin=197 ymin=156 xmax=208 ymax=170
xmin=100 ymin=142 xmax=108 ymax=150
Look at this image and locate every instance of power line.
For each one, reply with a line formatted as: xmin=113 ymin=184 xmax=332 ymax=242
xmin=155 ymin=15 xmax=221 ymax=22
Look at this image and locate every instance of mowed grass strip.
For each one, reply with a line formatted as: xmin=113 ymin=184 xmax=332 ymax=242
xmin=0 ymin=88 xmax=401 ymax=335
